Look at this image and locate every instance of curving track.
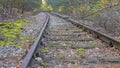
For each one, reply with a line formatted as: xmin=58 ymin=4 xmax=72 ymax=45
xmin=22 ymin=13 xmax=120 ymax=68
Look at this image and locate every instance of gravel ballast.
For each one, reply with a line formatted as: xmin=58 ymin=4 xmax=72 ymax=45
xmin=0 ymin=12 xmax=47 ymax=68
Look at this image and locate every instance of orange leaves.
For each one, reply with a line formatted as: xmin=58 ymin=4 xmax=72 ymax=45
xmin=38 ymin=66 xmax=44 ymax=68
xmin=15 ymin=63 xmax=20 ymax=68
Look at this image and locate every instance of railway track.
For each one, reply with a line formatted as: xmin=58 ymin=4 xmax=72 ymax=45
xmin=21 ymin=13 xmax=120 ymax=68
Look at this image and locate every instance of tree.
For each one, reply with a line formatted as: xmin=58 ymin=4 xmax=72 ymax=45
xmin=0 ymin=0 xmax=42 ymax=20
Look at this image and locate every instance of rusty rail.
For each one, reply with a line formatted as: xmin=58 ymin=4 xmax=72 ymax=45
xmin=53 ymin=13 xmax=120 ymax=49
xmin=21 ymin=14 xmax=50 ymax=68
xmin=21 ymin=12 xmax=120 ymax=68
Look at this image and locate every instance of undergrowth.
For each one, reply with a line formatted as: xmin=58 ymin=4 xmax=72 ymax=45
xmin=0 ymin=20 xmax=30 ymax=48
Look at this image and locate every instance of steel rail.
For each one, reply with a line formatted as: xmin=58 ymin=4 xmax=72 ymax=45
xmin=21 ymin=14 xmax=50 ymax=68
xmin=53 ymin=13 xmax=120 ymax=49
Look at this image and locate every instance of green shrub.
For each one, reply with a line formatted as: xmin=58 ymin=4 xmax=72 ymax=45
xmin=0 ymin=20 xmax=30 ymax=48
xmin=77 ymin=48 xmax=85 ymax=52
xmin=40 ymin=49 xmax=49 ymax=53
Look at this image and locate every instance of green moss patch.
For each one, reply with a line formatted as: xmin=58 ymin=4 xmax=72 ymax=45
xmin=0 ymin=20 xmax=30 ymax=48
